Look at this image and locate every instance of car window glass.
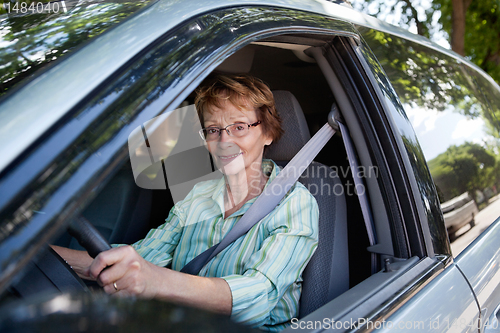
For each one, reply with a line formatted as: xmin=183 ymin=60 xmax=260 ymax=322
xmin=0 ymin=0 xmax=155 ymax=97
xmin=361 ymin=29 xmax=499 ymax=256
xmin=466 ymin=69 xmax=500 ymax=138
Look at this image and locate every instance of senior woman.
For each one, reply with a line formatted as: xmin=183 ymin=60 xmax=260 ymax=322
xmin=54 ymin=74 xmax=319 ymax=331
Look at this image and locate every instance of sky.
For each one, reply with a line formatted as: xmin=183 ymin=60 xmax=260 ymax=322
xmin=405 ymin=104 xmax=487 ymax=160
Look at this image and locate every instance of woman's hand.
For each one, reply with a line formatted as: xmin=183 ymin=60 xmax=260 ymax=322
xmin=87 ymin=245 xmax=163 ymax=298
xmin=87 ymin=245 xmax=232 ymax=315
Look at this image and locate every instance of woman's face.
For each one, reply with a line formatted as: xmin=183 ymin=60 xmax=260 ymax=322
xmin=203 ymin=99 xmax=272 ymax=179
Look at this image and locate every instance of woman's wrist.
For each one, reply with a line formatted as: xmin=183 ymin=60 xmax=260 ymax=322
xmin=51 ymin=245 xmax=94 ymax=280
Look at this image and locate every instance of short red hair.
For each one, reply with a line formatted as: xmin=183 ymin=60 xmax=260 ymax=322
xmin=195 ymin=74 xmax=283 ymax=142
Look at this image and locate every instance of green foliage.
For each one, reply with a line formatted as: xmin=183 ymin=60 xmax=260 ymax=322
xmin=360 ymin=28 xmax=483 ymax=117
xmin=354 ymin=0 xmax=500 ymax=84
xmin=354 ymin=0 xmax=434 ymax=37
xmin=429 ymin=142 xmax=496 ymax=201
xmin=433 ymin=0 xmax=500 ymax=84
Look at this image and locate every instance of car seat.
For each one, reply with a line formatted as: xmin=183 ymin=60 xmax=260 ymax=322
xmin=267 ymin=90 xmax=349 ymax=318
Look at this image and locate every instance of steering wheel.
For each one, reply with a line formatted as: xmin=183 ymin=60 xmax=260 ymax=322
xmin=12 ymin=217 xmax=111 ymax=298
xmin=4 ymin=218 xmax=255 ymax=332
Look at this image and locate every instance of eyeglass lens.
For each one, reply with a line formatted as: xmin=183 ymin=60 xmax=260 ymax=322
xmin=202 ymin=124 xmax=248 ymax=141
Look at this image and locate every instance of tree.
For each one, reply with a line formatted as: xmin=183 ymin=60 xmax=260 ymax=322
xmin=435 ymin=0 xmax=500 ymax=83
xmin=428 ymin=142 xmax=496 ymax=202
xmin=353 ymin=0 xmax=500 ymax=84
xmin=441 ymin=0 xmax=471 ymax=56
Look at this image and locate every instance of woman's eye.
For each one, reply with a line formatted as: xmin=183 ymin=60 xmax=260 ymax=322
xmin=207 ymin=128 xmax=219 ymax=134
xmin=234 ymin=125 xmax=245 ymax=131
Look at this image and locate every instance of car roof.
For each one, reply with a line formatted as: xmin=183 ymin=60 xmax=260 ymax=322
xmin=0 ymin=0 xmax=492 ymax=174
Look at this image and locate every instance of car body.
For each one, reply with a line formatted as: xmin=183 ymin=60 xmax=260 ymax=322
xmin=0 ymin=0 xmax=500 ymax=332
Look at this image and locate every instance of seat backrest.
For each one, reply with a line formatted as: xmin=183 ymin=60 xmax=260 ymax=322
xmin=268 ymin=91 xmax=349 ymax=318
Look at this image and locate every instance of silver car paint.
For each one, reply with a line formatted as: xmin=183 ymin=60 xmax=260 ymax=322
xmin=455 ymin=218 xmax=500 ymax=331
xmin=377 ymin=263 xmax=479 ymax=332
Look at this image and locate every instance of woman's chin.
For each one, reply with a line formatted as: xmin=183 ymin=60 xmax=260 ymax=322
xmin=216 ymin=157 xmax=245 ymax=176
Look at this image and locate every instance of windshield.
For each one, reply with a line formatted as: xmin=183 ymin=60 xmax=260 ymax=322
xmin=0 ymin=0 xmax=155 ymax=98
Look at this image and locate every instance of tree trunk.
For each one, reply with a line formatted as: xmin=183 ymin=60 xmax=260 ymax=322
xmin=451 ymin=0 xmax=472 ymax=56
xmin=402 ymin=0 xmax=426 ymax=36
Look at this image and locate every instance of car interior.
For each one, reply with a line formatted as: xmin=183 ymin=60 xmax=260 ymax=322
xmin=14 ymin=33 xmax=416 ymax=323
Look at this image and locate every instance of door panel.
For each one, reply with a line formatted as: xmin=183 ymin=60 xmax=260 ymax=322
xmin=381 ymin=264 xmax=479 ymax=332
xmin=455 ymin=218 xmax=500 ymax=332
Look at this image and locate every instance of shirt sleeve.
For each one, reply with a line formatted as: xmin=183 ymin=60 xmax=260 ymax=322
xmin=128 ymin=206 xmax=184 ymax=267
xmin=221 ymin=185 xmax=319 ymax=329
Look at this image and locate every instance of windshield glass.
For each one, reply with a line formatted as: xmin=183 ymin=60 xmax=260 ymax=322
xmin=0 ymin=0 xmax=155 ymax=97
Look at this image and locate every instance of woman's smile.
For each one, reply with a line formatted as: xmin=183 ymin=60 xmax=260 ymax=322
xmin=217 ymin=151 xmax=243 ymax=168
xmin=218 ymin=152 xmax=243 ymax=161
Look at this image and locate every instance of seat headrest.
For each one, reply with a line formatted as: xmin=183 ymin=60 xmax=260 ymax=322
xmin=265 ymin=91 xmax=311 ymax=161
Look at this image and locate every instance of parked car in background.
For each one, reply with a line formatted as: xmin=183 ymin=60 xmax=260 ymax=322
xmin=0 ymin=0 xmax=499 ymax=332
xmin=442 ymin=192 xmax=479 ymax=238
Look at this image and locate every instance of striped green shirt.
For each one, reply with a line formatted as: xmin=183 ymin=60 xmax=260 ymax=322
xmin=131 ymin=159 xmax=319 ymax=331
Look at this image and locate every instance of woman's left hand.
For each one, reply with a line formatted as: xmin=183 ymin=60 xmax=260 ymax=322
xmin=87 ymin=245 xmax=164 ymax=297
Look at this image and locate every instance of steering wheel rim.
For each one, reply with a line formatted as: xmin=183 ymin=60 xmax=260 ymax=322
xmin=67 ymin=216 xmax=112 ymax=258
xmin=12 ymin=216 xmax=112 ymax=298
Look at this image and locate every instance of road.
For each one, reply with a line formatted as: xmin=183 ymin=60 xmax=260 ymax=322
xmin=451 ymin=194 xmax=500 ymax=256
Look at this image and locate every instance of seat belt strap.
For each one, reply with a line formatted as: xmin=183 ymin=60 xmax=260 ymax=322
xmin=331 ymin=105 xmax=378 ymax=274
xmin=181 ymin=121 xmax=337 ymax=275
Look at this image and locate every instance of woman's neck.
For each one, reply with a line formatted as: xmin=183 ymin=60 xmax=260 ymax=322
xmin=224 ymin=163 xmax=268 ymax=217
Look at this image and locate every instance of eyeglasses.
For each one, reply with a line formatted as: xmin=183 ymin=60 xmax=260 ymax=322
xmin=199 ymin=121 xmax=261 ymax=142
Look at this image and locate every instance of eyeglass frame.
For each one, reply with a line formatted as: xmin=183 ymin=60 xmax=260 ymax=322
xmin=199 ymin=121 xmax=262 ymax=141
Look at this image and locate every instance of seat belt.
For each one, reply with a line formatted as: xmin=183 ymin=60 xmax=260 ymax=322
xmin=331 ymin=105 xmax=378 ymax=274
xmin=181 ymin=120 xmax=337 ymax=275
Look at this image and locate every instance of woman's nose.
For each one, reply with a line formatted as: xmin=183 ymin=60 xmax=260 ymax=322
xmin=216 ymin=130 xmax=236 ymax=150
xmin=218 ymin=129 xmax=232 ymax=142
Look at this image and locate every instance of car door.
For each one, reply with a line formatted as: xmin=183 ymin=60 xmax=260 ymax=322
xmin=282 ymin=29 xmax=480 ymax=332
xmin=358 ymin=21 xmax=500 ymax=332
xmin=0 ymin=2 xmax=361 ymax=292
xmin=0 ymin=0 xmax=394 ymax=320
